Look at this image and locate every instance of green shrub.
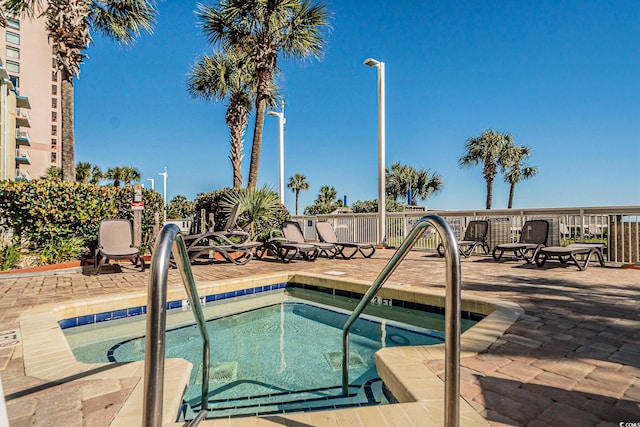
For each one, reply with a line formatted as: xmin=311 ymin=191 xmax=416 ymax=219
xmin=0 ymin=180 xmax=164 ymax=263
xmin=0 ymin=242 xmax=21 ymax=271
xmin=34 ymin=237 xmax=83 ymax=265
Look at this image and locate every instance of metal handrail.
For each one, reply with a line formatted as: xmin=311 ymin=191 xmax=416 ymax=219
xmin=341 ymin=214 xmax=461 ymax=427
xmin=143 ymin=224 xmax=210 ymax=426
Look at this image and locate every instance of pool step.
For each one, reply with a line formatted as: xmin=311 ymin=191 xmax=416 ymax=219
xmin=186 ymin=379 xmax=383 ymax=419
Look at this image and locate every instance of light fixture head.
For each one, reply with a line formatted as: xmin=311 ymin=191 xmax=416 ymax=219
xmin=363 ymin=57 xmax=380 ymax=67
xmin=267 ymin=111 xmax=278 ymax=116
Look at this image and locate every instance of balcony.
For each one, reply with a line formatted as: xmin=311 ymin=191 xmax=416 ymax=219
xmin=15 ymin=149 xmax=30 ymax=164
xmin=16 ymin=108 xmax=31 ymax=128
xmin=15 ymin=129 xmax=30 ymax=146
xmin=16 ymin=94 xmax=31 ymax=109
xmin=15 ymin=169 xmax=30 ymax=181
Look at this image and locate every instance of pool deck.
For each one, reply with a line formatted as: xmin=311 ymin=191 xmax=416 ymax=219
xmin=0 ymin=249 xmax=639 ymax=426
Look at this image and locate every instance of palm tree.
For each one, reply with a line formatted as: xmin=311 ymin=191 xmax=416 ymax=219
xmin=317 ymin=185 xmax=337 ymax=210
xmin=287 ymin=173 xmax=309 ymax=215
xmin=459 ymin=129 xmax=514 ymax=209
xmin=187 ymin=48 xmax=254 ymax=188
xmin=167 ymin=195 xmax=195 ymax=219
xmin=42 ymin=166 xmax=61 ymax=181
xmin=3 ymin=0 xmax=157 ymax=181
xmin=89 ymin=165 xmax=103 ymax=184
xmin=413 ymin=168 xmax=443 ymax=205
xmin=385 ymin=162 xmax=443 ymax=205
xmin=197 ymin=0 xmax=330 ymax=189
xmin=105 ymin=166 xmax=124 ymax=187
xmin=502 ymin=145 xmax=538 ymax=209
xmin=75 ymin=161 xmax=92 ymax=182
xmin=221 ymin=185 xmax=281 ymax=238
xmin=120 ymin=166 xmax=141 ymax=188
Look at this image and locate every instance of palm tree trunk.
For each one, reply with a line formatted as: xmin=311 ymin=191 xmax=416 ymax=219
xmin=485 ymin=178 xmax=493 ymax=209
xmin=295 ymin=191 xmax=300 ymax=215
xmin=230 ymin=126 xmax=244 ymax=188
xmin=247 ymin=97 xmax=266 ymax=189
xmin=508 ymin=183 xmax=516 ymax=209
xmin=61 ymin=71 xmax=75 ymax=181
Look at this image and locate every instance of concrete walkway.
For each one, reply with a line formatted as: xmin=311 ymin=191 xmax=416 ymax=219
xmin=0 ymin=250 xmax=638 ymax=426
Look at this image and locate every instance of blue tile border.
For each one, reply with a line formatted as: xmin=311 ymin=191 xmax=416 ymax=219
xmin=57 ymin=281 xmax=484 ymax=330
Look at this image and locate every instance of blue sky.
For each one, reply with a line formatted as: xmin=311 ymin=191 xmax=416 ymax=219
xmin=74 ymin=0 xmax=640 ymax=213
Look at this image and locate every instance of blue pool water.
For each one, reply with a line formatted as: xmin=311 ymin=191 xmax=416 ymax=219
xmin=65 ymin=287 xmax=479 ymax=417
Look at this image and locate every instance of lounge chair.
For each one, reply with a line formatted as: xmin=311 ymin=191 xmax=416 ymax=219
xmin=281 ymin=221 xmax=338 ymax=259
xmin=315 ymin=221 xmax=376 ymax=259
xmin=95 ymin=219 xmax=145 ymax=275
xmin=437 ymin=220 xmax=489 ymax=258
xmin=261 ymin=230 xmax=319 ymax=263
xmin=535 ymin=243 xmax=606 ymax=271
xmin=182 ymin=203 xmax=262 ymax=265
xmin=492 ymin=219 xmax=549 ymax=263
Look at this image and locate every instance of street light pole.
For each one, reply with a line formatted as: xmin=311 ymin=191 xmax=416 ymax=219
xmin=147 ymin=178 xmax=155 ymax=191
xmin=158 ymin=167 xmax=167 ymax=223
xmin=268 ymin=100 xmax=286 ymax=205
xmin=364 ymin=58 xmax=386 ymax=245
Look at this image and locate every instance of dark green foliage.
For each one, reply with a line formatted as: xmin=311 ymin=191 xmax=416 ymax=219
xmin=0 ymin=242 xmax=21 ymax=271
xmin=194 ymin=186 xmax=289 ymax=241
xmin=0 ymin=180 xmax=164 ymax=259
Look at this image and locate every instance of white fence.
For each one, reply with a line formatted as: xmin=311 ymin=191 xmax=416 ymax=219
xmin=293 ymin=205 xmax=640 ymax=264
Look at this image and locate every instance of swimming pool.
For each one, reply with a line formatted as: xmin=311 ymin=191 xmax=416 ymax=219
xmin=63 ymin=284 xmax=481 ymax=419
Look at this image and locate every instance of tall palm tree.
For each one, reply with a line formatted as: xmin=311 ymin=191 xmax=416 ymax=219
xmin=459 ymin=129 xmax=514 ymax=209
xmin=287 ymin=173 xmax=309 ymax=215
xmin=317 ymin=185 xmax=337 ymax=209
xmin=3 ymin=0 xmax=157 ymax=181
xmin=413 ymin=168 xmax=443 ymax=205
xmin=197 ymin=0 xmax=330 ymax=189
xmin=502 ymin=145 xmax=538 ymax=209
xmin=187 ymin=48 xmax=254 ymax=188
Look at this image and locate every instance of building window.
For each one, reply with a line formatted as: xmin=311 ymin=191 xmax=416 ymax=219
xmin=51 ymin=97 xmax=57 ymax=108
xmin=6 ymin=32 xmax=20 ymax=45
xmin=51 ymin=125 xmax=57 ymax=136
xmin=6 ymin=46 xmax=19 ymax=59
xmin=51 ymin=152 xmax=57 ymax=163
xmin=51 ymin=139 xmax=57 ymax=149
xmin=9 ymin=75 xmax=19 ymax=88
xmin=6 ymin=60 xmax=19 ymax=73
xmin=51 ymin=84 xmax=57 ymax=95
xmin=52 ymin=57 xmax=57 ymax=68
xmin=51 ymin=71 xmax=57 ymax=82
xmin=52 ymin=111 xmax=57 ymax=122
xmin=7 ymin=18 xmax=20 ymax=30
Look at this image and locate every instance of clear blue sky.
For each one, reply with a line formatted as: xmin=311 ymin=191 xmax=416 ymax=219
xmin=75 ymin=0 xmax=640 ymax=213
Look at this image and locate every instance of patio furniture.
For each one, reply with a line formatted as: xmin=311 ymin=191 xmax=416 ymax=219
xmin=437 ymin=220 xmax=489 ymax=258
xmin=315 ymin=221 xmax=376 ymax=259
xmin=535 ymin=243 xmax=606 ymax=271
xmin=492 ymin=219 xmax=549 ymax=263
xmin=281 ymin=221 xmax=338 ymax=259
xmin=95 ymin=219 xmax=145 ymax=275
xmin=261 ymin=231 xmax=319 ymax=263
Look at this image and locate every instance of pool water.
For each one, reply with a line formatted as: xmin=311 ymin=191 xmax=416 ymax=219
xmin=64 ymin=287 xmax=477 ymax=418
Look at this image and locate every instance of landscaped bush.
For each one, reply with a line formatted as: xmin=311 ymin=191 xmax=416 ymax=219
xmin=194 ymin=186 xmax=290 ymax=241
xmin=0 ymin=180 xmax=164 ymax=264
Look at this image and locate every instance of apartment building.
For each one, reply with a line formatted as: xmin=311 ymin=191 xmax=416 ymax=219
xmin=0 ymin=14 xmax=61 ymax=180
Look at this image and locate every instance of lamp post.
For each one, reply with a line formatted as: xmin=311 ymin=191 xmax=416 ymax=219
xmin=364 ymin=57 xmax=386 ymax=245
xmin=158 ymin=166 xmax=167 ymax=223
xmin=147 ymin=178 xmax=155 ymax=191
xmin=268 ymin=100 xmax=286 ymax=205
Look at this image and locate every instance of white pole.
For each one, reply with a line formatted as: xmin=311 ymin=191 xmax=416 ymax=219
xmin=158 ymin=167 xmax=167 ymax=223
xmin=364 ymin=58 xmax=386 ymax=245
xmin=268 ymin=101 xmax=286 ymax=205
xmin=147 ymin=178 xmax=155 ymax=191
xmin=378 ymin=61 xmax=386 ymax=245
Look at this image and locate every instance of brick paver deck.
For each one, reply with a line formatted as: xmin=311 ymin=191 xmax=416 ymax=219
xmin=1 ymin=250 xmax=638 ymax=426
